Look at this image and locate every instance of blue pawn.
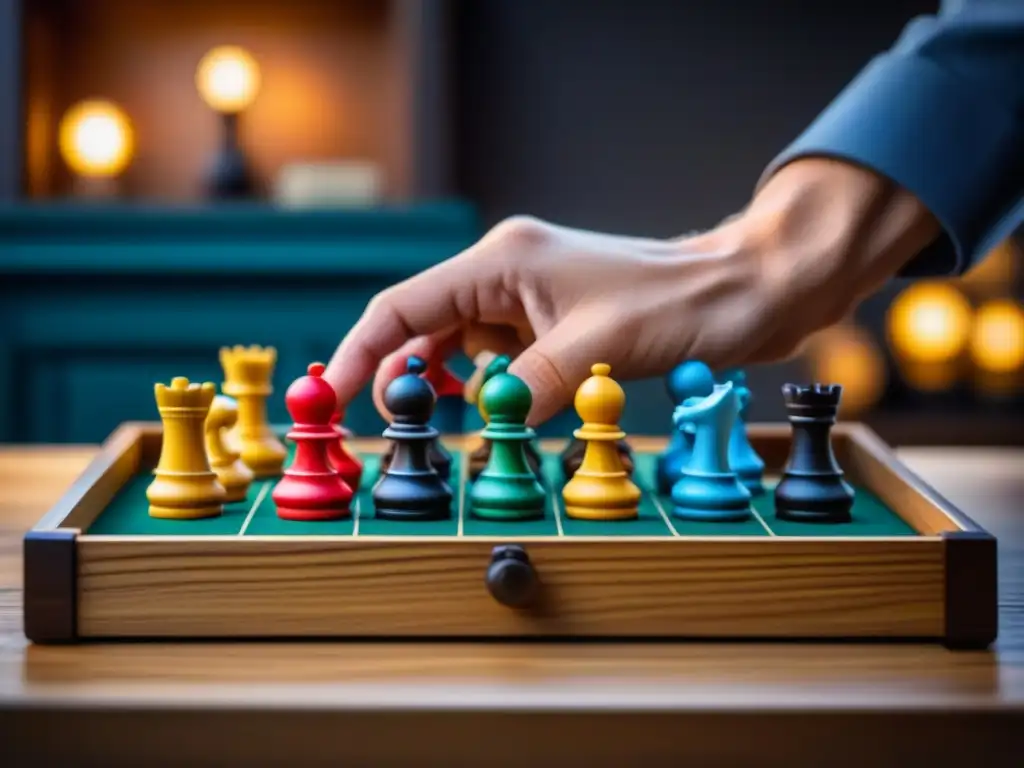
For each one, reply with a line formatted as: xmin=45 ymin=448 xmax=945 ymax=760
xmin=656 ymin=361 xmax=715 ymax=494
xmin=716 ymin=368 xmax=765 ymax=496
xmin=670 ymin=382 xmax=753 ymax=522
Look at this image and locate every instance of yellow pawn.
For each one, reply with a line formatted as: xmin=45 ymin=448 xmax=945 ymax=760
xmin=147 ymin=377 xmax=227 ymax=520
xmin=219 ymin=345 xmax=287 ymax=478
xmin=205 ymin=395 xmax=255 ymax=503
xmin=562 ymin=363 xmax=640 ymax=520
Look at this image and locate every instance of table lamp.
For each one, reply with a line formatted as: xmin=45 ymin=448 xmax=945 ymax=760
xmin=58 ymin=99 xmax=134 ymax=198
xmin=195 ymin=45 xmax=261 ymax=199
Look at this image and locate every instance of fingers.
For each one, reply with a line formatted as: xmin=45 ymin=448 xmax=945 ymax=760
xmin=462 ymin=323 xmax=530 ymax=361
xmin=370 ymin=330 xmax=462 ymax=420
xmin=507 ymin=317 xmax=608 ymax=426
xmin=323 ymin=244 xmax=500 ymax=406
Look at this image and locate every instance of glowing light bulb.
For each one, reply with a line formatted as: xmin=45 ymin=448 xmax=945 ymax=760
xmin=969 ymin=299 xmax=1024 ymax=373
xmin=886 ymin=282 xmax=973 ymax=364
xmin=58 ymin=100 xmax=134 ymax=178
xmin=196 ymin=46 xmax=261 ymax=113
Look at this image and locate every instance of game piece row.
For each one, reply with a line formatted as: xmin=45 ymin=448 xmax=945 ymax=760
xmin=145 ymin=342 xmax=855 ymax=527
xmin=377 ymin=353 xmax=856 ymax=526
xmin=654 ymin=359 xmax=855 ymax=524
xmin=145 ymin=346 xmax=363 ymax=521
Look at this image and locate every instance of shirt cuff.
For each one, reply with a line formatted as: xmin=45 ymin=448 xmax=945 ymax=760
xmin=758 ymin=52 xmax=1024 ymax=277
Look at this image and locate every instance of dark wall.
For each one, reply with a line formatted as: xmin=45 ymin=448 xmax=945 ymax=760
xmin=452 ymin=0 xmax=937 ymax=235
xmin=450 ymin=0 xmax=938 ymax=424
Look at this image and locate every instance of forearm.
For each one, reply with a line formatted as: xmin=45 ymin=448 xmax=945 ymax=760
xmin=688 ymin=158 xmax=940 ymax=311
xmin=759 ymin=0 xmax=1024 ymax=276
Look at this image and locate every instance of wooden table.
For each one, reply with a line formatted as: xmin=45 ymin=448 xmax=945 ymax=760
xmin=1 ymin=445 xmax=1022 ymax=767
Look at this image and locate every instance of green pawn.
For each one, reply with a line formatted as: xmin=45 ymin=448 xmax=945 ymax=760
xmin=470 ymin=371 xmax=546 ymax=521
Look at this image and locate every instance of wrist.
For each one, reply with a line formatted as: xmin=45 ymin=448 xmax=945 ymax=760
xmin=690 ymin=158 xmax=941 ymax=301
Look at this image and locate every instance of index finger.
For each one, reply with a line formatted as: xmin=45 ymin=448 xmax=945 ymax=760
xmin=323 ymin=248 xmax=495 ymax=407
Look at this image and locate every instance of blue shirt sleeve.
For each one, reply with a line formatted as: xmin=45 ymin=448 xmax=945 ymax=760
xmin=760 ymin=0 xmax=1024 ymax=277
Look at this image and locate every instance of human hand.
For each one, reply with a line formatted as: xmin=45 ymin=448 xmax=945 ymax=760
xmin=324 ymin=157 xmax=938 ymax=425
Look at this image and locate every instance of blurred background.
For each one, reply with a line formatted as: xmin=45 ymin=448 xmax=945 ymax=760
xmin=0 ymin=0 xmax=1021 ymax=445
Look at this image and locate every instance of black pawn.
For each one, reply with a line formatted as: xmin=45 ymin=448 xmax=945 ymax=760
xmin=774 ymin=384 xmax=855 ymax=524
xmin=373 ymin=357 xmax=453 ymax=521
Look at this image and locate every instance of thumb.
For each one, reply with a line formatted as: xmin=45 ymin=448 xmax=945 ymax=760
xmin=507 ymin=321 xmax=606 ymax=426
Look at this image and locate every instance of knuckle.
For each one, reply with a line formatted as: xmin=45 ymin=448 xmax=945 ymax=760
xmin=490 ymin=215 xmax=553 ymax=250
xmin=365 ymin=289 xmax=391 ymax=317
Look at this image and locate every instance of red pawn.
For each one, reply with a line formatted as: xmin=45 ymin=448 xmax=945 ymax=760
xmin=272 ymin=362 xmax=353 ymax=521
xmin=327 ymin=409 xmax=363 ymax=491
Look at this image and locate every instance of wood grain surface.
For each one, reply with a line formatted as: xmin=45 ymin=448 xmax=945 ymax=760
xmin=1 ymin=443 xmax=1023 ymax=766
xmin=76 ymin=537 xmax=946 ymax=638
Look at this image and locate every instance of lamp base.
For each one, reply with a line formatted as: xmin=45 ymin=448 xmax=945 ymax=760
xmin=204 ymin=111 xmax=258 ymax=200
xmin=204 ymin=146 xmax=257 ymax=200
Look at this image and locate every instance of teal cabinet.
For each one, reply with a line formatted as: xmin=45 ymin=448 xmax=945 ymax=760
xmin=0 ymin=203 xmax=482 ymax=443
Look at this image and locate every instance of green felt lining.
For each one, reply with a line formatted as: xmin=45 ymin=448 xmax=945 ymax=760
xmin=86 ymin=443 xmax=917 ymax=538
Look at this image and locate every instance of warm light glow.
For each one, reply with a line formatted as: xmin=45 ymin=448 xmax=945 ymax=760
xmin=58 ymin=100 xmax=134 ymax=178
xmin=196 ymin=46 xmax=261 ymax=113
xmin=898 ymin=360 xmax=960 ymax=392
xmin=886 ymin=282 xmax=973 ymax=364
xmin=969 ymin=299 xmax=1024 ymax=373
xmin=806 ymin=324 xmax=886 ymax=416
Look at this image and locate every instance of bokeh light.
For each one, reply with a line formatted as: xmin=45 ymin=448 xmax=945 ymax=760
xmin=969 ymin=299 xmax=1024 ymax=373
xmin=58 ymin=100 xmax=134 ymax=178
xmin=196 ymin=46 xmax=261 ymax=113
xmin=806 ymin=324 xmax=886 ymax=416
xmin=886 ymin=282 xmax=973 ymax=365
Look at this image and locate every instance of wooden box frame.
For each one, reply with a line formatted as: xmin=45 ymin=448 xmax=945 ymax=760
xmin=23 ymin=422 xmax=997 ymax=648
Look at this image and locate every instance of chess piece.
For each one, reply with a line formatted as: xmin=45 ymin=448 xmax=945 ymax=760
xmin=774 ymin=384 xmax=855 ymax=523
xmin=373 ymin=357 xmax=453 ymax=521
xmin=656 ymin=360 xmax=715 ymax=494
xmin=470 ymin=371 xmax=546 ymax=520
xmin=380 ymin=427 xmax=453 ymax=480
xmin=204 ymin=394 xmax=254 ymax=503
xmin=717 ymin=368 xmax=765 ymax=495
xmin=327 ymin=409 xmax=363 ymax=491
xmin=562 ymin=363 xmax=640 ymax=520
xmin=380 ymin=356 xmax=453 ymax=480
xmin=469 ymin=354 xmax=542 ymax=480
xmin=669 ymin=381 xmax=752 ymax=522
xmin=220 ymin=345 xmax=287 ymax=478
xmin=468 ymin=354 xmax=511 ymax=478
xmin=147 ymin=377 xmax=227 ymax=519
xmin=272 ymin=363 xmax=353 ymax=521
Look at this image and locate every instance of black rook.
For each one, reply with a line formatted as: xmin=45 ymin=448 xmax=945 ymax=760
xmin=774 ymin=384 xmax=855 ymax=524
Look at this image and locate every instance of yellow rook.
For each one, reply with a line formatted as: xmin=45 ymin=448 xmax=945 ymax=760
xmin=220 ymin=345 xmax=287 ymax=478
xmin=147 ymin=377 xmax=227 ymax=519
